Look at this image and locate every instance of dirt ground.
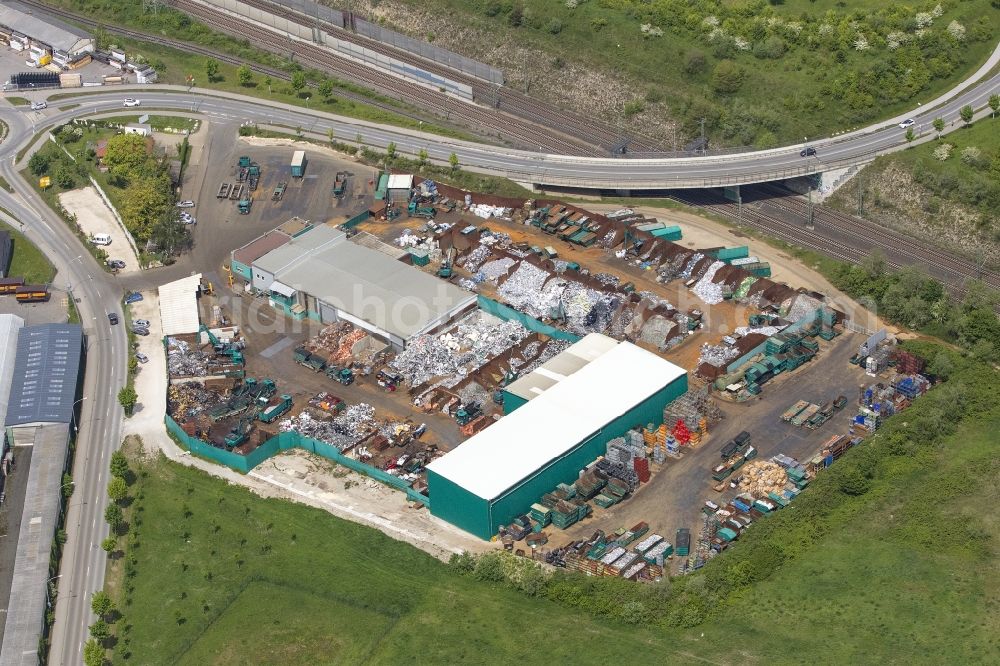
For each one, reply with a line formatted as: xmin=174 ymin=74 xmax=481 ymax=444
xmin=58 ymin=186 xmax=140 ymax=273
xmin=121 ymin=289 xmax=168 ymax=440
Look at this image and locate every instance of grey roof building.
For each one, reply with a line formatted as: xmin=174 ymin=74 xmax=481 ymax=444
xmin=6 ymin=324 xmax=83 ymax=427
xmin=0 ymin=314 xmax=25 ymax=430
xmin=0 ymin=1 xmax=95 ymax=54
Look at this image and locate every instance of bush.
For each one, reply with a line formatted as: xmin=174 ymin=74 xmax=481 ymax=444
xmin=546 ymin=19 xmax=563 ymax=34
xmin=683 ymin=50 xmax=707 ymax=75
xmin=711 ymin=60 xmax=745 ymax=94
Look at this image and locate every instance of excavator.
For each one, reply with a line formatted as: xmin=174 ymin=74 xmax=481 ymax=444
xmin=200 ymin=324 xmax=244 ymax=365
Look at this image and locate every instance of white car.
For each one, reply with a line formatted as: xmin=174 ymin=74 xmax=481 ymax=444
xmin=133 ymin=319 xmax=151 ymax=329
xmin=176 ymin=200 xmax=195 ymax=208
xmin=123 ymin=98 xmax=141 ymax=108
xmin=30 ymin=100 xmax=47 ymax=111
xmin=898 ymin=118 xmax=915 ymax=128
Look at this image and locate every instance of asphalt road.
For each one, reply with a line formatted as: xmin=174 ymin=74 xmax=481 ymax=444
xmin=18 ymin=46 xmax=1000 ymax=191
xmin=0 ymin=109 xmax=127 ymax=665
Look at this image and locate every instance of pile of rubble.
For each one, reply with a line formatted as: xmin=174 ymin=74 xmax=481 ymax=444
xmin=469 ymin=203 xmax=512 ymax=219
xmin=497 ymin=262 xmax=550 ymax=309
xmin=390 ymin=313 xmax=530 ymax=386
xmin=737 ymin=461 xmax=788 ymax=497
xmin=477 ymin=257 xmax=517 ymax=283
xmin=167 ymin=337 xmax=210 ymax=377
xmin=305 ymin=323 xmax=366 ymax=366
xmin=459 ymin=244 xmax=491 ymax=272
xmin=734 ymin=325 xmax=784 ymax=337
xmin=783 ymin=293 xmax=824 ymax=322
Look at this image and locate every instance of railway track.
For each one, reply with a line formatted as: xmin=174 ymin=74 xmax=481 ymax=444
xmin=165 ymin=0 xmax=598 ymax=155
xmin=750 ymin=184 xmax=1000 ymax=290
xmin=667 ymin=189 xmax=987 ymax=299
xmin=230 ymin=0 xmax=663 ymax=153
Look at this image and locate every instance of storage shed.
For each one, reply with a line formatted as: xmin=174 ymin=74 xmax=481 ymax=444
xmin=427 ymin=336 xmax=687 ymax=539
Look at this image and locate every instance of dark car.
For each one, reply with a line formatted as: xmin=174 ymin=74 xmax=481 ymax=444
xmin=107 ymin=259 xmax=126 ymax=270
xmin=132 ymin=326 xmax=150 ymax=336
xmin=800 ymin=146 xmax=817 ymax=157
xmin=124 ymin=291 xmax=143 ymax=304
xmin=108 ymin=313 xmax=119 ymax=325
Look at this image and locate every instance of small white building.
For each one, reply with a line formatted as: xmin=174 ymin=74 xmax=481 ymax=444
xmin=386 ymin=173 xmax=413 ymax=203
xmin=123 ymin=124 xmax=152 ymax=137
xmin=135 ymin=67 xmax=158 ymax=84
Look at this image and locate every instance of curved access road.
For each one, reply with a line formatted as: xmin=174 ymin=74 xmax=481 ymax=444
xmin=24 ymin=56 xmax=999 ymax=191
xmin=0 ymin=108 xmax=128 ymax=665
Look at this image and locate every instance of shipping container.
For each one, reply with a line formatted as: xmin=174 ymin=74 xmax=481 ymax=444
xmin=290 ymin=150 xmax=307 ymax=178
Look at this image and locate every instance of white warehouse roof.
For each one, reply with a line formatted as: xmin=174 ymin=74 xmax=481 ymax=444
xmin=387 ymin=174 xmax=413 ymax=190
xmin=427 ymin=337 xmax=686 ymax=500
xmin=0 ymin=314 xmax=25 ymax=430
xmin=504 ymin=333 xmax=618 ymax=402
xmin=158 ymin=274 xmax=202 ymax=336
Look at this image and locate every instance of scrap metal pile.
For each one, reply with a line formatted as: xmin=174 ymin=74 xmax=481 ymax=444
xmin=278 ymin=403 xmax=378 ymax=452
xmin=698 ymin=341 xmax=742 ymax=368
xmin=304 ymin=322 xmax=367 ymax=366
xmin=167 ymin=382 xmax=224 ymax=420
xmin=390 ymin=312 xmax=531 ymax=386
xmin=691 ymin=261 xmax=726 ymax=305
xmin=166 ymin=337 xmax=210 ymax=377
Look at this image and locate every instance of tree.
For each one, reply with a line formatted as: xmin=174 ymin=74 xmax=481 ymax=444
xmin=291 ymin=71 xmax=306 ymax=94
xmin=88 ymin=619 xmax=110 ymax=641
xmin=117 ymin=386 xmax=137 ymax=416
xmin=318 ymin=78 xmax=334 ymax=99
xmin=905 ymin=127 xmax=915 ymax=143
xmin=932 ymin=117 xmax=945 ymax=138
xmin=62 ymin=473 xmax=74 ymax=498
xmin=104 ymin=503 xmax=123 ymax=528
xmin=710 ymin=60 xmax=745 ymax=94
xmin=28 ymin=152 xmax=50 ymax=176
xmin=418 ymin=148 xmax=428 ymax=167
xmin=83 ymin=639 xmax=104 ymax=666
xmin=103 ymin=134 xmax=150 ymax=185
xmin=118 ymin=174 xmax=172 ymax=241
xmin=448 ymin=152 xmax=459 ymax=171
xmin=989 ymin=94 xmax=999 ymax=118
xmin=237 ymin=64 xmax=253 ymax=87
xmin=205 ymin=58 xmax=219 ymax=82
xmin=53 ymin=161 xmax=76 ymax=189
xmin=110 ymin=450 xmax=129 ymax=479
xmin=263 ymin=75 xmax=272 ymax=94
xmin=107 ymin=476 xmax=128 ymax=503
xmin=326 ymin=127 xmax=335 ymax=144
xmin=959 ymin=104 xmax=974 ymax=125
xmin=91 ymin=591 xmax=115 ymax=618
xmin=101 ymin=536 xmax=117 ymax=555
xmin=386 ymin=142 xmax=397 ymax=161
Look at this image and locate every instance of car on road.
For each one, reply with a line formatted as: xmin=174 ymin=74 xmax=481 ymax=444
xmin=133 ymin=319 xmax=151 ymax=329
xmin=132 ymin=326 xmax=150 ymax=336
xmin=107 ymin=259 xmax=126 ymax=270
xmin=30 ymin=100 xmax=47 ymax=111
xmin=176 ymin=200 xmax=195 ymax=208
xmin=800 ymin=146 xmax=817 ymax=157
xmin=124 ymin=291 xmax=143 ymax=304
xmin=135 ymin=352 xmax=149 ymax=364
xmin=123 ymin=98 xmax=141 ymax=107
xmin=898 ymin=118 xmax=915 ymax=128
xmin=108 ymin=313 xmax=119 ymax=325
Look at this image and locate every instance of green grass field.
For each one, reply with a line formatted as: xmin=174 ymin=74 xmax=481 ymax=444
xmin=1 ymin=221 xmax=56 ymax=284
xmin=110 ymin=345 xmax=1000 ymax=664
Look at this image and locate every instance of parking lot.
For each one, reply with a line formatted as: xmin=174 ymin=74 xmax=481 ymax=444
xmin=58 ymin=187 xmax=140 ymax=273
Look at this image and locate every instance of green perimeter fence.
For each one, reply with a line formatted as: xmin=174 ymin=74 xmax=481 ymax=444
xmin=477 ymin=295 xmax=581 ymax=342
xmin=165 ymin=415 xmax=430 ymax=505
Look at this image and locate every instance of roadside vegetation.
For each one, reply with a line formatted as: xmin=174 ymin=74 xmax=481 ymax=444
xmin=829 ymin=106 xmax=1000 ymax=265
xmin=27 ymin=123 xmax=191 ymax=264
xmin=329 ymin=0 xmax=997 ymax=147
xmin=0 ymin=221 xmax=57 ymax=284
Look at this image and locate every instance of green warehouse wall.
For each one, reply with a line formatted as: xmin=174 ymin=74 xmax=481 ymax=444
xmin=501 ymin=392 xmax=528 ymax=415
xmin=430 ymin=374 xmax=689 ymax=540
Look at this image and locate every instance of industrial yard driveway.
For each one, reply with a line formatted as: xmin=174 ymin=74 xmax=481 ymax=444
xmin=58 ymin=186 xmax=140 ymax=273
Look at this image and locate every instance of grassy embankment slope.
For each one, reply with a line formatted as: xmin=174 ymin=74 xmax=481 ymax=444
xmin=828 ymin=113 xmax=1000 ymax=265
xmin=109 ymin=338 xmax=999 ymax=664
xmin=342 ymin=0 xmax=997 ymax=146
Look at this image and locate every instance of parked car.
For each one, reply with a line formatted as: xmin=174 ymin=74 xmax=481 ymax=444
xmin=107 ymin=259 xmax=126 ymax=270
xmin=90 ymin=233 xmax=112 ymax=246
xmin=135 ymin=352 xmax=149 ymax=364
xmin=108 ymin=313 xmax=119 ymax=325
xmin=181 ymin=216 xmax=197 ymax=225
xmin=30 ymin=100 xmax=46 ymax=111
xmin=800 ymin=146 xmax=817 ymax=157
xmin=124 ymin=291 xmax=143 ymax=304
xmin=123 ymin=98 xmax=141 ymax=107
xmin=132 ymin=326 xmax=150 ymax=336
xmin=898 ymin=118 xmax=915 ymax=128
xmin=133 ymin=319 xmax=151 ymax=329
xmin=176 ymin=200 xmax=195 ymax=208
